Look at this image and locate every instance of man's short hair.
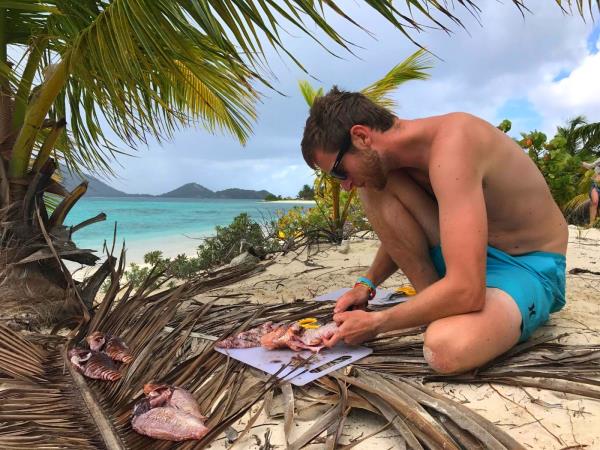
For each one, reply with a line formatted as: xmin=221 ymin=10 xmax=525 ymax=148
xmin=301 ymin=86 xmax=395 ymax=169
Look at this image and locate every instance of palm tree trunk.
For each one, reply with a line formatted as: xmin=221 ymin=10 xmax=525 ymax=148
xmin=332 ymin=182 xmax=340 ymax=224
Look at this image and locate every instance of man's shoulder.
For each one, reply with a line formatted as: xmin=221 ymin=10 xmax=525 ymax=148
xmin=430 ymin=113 xmax=487 ymax=153
xmin=438 ymin=112 xmax=488 ymax=129
xmin=427 ymin=113 xmax=493 ymax=174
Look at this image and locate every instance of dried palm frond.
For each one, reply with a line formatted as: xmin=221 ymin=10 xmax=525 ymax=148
xmin=1 ymin=266 xmax=599 ymax=449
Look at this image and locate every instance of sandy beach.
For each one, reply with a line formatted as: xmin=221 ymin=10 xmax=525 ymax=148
xmin=69 ymin=224 xmax=599 ymax=448
xmin=195 ymin=225 xmax=600 ymax=449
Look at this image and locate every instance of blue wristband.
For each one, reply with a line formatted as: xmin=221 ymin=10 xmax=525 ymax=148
xmin=357 ymin=276 xmax=376 ymax=291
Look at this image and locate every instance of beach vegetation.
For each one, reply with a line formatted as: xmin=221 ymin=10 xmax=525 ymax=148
xmin=517 ymin=117 xmax=600 ymax=225
xmin=196 ymin=213 xmax=278 ymax=266
xmin=264 ymin=193 xmax=283 ymax=201
xmin=497 ymin=119 xmax=512 ymax=133
xmin=121 ymin=252 xmax=202 ymax=291
xmin=116 ymin=213 xmax=279 ymax=289
xmin=297 ymin=184 xmax=315 ymax=200
xmin=275 ymin=200 xmax=371 ymax=247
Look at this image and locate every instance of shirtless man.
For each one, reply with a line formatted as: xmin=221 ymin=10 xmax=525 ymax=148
xmin=300 ymin=87 xmax=568 ymax=374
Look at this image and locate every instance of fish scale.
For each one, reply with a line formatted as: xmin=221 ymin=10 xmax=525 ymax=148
xmin=104 ymin=336 xmax=133 ymax=363
xmin=84 ymin=353 xmax=122 ymax=381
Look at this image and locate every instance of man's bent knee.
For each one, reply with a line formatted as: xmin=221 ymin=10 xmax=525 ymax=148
xmin=423 ymin=289 xmax=522 ymax=374
xmin=423 ymin=331 xmax=470 ymax=375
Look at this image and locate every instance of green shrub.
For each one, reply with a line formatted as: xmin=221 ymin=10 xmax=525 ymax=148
xmin=521 ymin=131 xmax=584 ymax=208
xmin=108 ymin=213 xmax=280 ymax=291
xmin=264 ymin=193 xmax=281 ymax=201
xmin=196 ymin=213 xmax=279 ymax=267
xmin=276 ymin=200 xmax=371 ymax=245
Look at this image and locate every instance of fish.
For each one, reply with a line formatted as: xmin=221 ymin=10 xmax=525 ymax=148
xmin=299 ymin=322 xmax=339 ymax=347
xmin=261 ymin=323 xmax=305 ymax=351
xmin=68 ymin=347 xmax=122 ymax=381
xmin=143 ymin=383 xmax=206 ymax=420
xmin=216 ymin=321 xmax=282 ymax=349
xmin=131 ymin=383 xmax=208 ymax=441
xmin=220 ymin=321 xmax=339 ymax=353
xmin=266 ymin=321 xmax=339 ymax=352
xmin=86 ymin=331 xmax=134 ymax=364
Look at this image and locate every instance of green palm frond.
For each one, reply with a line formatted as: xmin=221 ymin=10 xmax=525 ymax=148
xmin=298 ymin=79 xmax=324 ymax=107
xmin=49 ymin=1 xmax=259 ymax=169
xmin=564 ymin=192 xmax=589 ymax=214
xmin=0 ymin=1 xmax=57 ymax=46
xmin=4 ymin=1 xmax=599 ymax=179
xmin=556 ymin=116 xmax=600 ymax=156
xmin=361 ymin=48 xmax=432 ymax=109
xmin=43 ymin=191 xmax=60 ymax=213
xmin=569 ymin=121 xmax=600 ymax=155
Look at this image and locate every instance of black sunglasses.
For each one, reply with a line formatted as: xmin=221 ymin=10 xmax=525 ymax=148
xmin=329 ymin=134 xmax=352 ymax=180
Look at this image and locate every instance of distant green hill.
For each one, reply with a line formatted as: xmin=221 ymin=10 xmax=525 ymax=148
xmin=214 ymin=188 xmax=272 ymax=199
xmin=60 ymin=170 xmax=274 ymax=199
xmin=159 ymin=183 xmax=216 ymax=198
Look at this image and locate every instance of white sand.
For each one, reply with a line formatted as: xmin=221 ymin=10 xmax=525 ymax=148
xmin=264 ymin=200 xmax=317 ymax=204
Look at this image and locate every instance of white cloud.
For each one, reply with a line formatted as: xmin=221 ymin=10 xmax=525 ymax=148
xmin=529 ymin=51 xmax=600 ymax=131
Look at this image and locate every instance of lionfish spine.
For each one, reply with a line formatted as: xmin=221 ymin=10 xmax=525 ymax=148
xmin=104 ymin=336 xmax=134 ymax=364
xmin=85 ymin=361 xmax=122 ymax=381
xmin=106 ymin=349 xmax=133 ymax=364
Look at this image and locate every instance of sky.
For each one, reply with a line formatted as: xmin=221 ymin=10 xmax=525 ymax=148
xmin=97 ymin=2 xmax=600 ymax=196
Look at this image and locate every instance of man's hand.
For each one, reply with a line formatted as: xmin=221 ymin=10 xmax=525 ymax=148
xmin=323 ymin=310 xmax=384 ymax=347
xmin=334 ymin=285 xmax=371 ymax=313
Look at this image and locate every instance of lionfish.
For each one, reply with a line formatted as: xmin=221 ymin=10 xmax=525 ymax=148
xmin=86 ymin=331 xmax=134 ymax=363
xmin=215 ymin=321 xmax=282 ymax=349
xmin=131 ymin=383 xmax=208 ymax=441
xmin=217 ymin=321 xmax=339 ymax=353
xmin=68 ymin=348 xmax=122 ymax=381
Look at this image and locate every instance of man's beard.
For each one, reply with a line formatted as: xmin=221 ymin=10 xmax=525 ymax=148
xmin=363 ymin=147 xmax=387 ymax=190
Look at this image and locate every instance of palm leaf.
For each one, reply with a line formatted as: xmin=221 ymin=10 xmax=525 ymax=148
xmin=361 ymin=48 xmax=432 ymax=109
xmin=570 ymin=119 xmax=600 ymax=154
xmin=298 ymin=80 xmax=324 ymax=107
xmin=5 ymin=1 xmax=599 ymax=178
xmin=2 ymin=256 xmax=599 ymax=448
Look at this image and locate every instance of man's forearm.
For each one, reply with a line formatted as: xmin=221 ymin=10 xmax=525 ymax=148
xmin=365 ymin=245 xmax=398 ymax=286
xmin=375 ymin=277 xmax=485 ymax=333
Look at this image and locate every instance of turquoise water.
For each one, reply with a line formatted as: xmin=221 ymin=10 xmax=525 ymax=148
xmin=66 ymin=197 xmax=306 ymax=255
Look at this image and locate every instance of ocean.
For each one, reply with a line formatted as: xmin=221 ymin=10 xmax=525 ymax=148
xmin=66 ymin=198 xmax=309 ymax=262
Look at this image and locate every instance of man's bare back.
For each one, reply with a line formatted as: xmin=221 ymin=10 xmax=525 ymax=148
xmin=394 ymin=113 xmax=568 ymax=255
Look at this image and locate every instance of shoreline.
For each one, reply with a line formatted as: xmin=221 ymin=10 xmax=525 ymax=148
xmin=262 ymin=199 xmax=316 ymax=204
xmin=83 ymin=223 xmax=600 ymax=267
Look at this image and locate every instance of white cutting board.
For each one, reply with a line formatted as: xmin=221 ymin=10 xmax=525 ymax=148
xmin=215 ymin=344 xmax=372 ymax=386
xmin=313 ymin=287 xmax=409 ymax=306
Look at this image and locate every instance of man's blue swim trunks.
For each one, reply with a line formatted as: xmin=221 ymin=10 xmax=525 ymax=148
xmin=429 ymin=245 xmax=566 ymax=342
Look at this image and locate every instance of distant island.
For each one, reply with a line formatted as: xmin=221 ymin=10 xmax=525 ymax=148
xmin=61 ymin=170 xmax=275 ymax=200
